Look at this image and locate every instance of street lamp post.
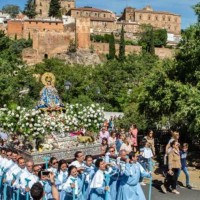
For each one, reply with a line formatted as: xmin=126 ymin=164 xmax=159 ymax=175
xmin=64 ymin=81 xmax=72 ymax=103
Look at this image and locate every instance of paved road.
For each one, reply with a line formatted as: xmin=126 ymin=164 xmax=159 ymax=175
xmin=142 ymin=183 xmax=200 ymax=200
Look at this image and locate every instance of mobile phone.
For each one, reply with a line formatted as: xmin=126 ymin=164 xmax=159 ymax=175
xmin=41 ymin=171 xmax=50 ymax=176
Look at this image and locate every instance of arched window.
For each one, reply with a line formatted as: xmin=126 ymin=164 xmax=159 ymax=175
xmin=148 ymin=15 xmax=151 ymax=20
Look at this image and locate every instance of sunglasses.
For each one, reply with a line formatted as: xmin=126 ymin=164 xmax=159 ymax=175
xmin=52 ymin=161 xmax=58 ymax=165
xmin=109 ymin=150 xmax=114 ymax=152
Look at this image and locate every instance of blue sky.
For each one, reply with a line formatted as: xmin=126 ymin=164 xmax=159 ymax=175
xmin=0 ymin=0 xmax=199 ymax=29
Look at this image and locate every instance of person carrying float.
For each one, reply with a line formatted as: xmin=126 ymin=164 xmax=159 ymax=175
xmin=89 ymin=158 xmax=111 ymax=200
xmin=61 ymin=165 xmax=84 ymax=200
xmin=117 ymin=151 xmax=150 ymax=200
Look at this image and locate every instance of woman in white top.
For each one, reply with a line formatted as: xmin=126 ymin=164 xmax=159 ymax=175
xmin=108 ymin=131 xmax=117 ymax=147
xmin=120 ymin=136 xmax=132 ymax=154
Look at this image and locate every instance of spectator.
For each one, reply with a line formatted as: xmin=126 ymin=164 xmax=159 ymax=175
xmin=108 ymin=131 xmax=117 ymax=147
xmin=163 ymin=140 xmax=181 ymax=194
xmin=120 ymin=136 xmax=132 ymax=154
xmin=99 ymin=127 xmax=110 ymax=143
xmin=115 ymin=133 xmax=125 ymax=153
xmin=129 ymin=124 xmax=138 ymax=152
xmin=140 ymin=141 xmax=153 ymax=186
xmin=178 ymin=143 xmax=192 ymax=189
xmin=165 ymin=131 xmax=180 ymax=154
xmin=108 ymin=116 xmax=114 ymax=131
xmin=100 ymin=138 xmax=109 ymax=154
xmin=144 ymin=130 xmax=156 ymax=156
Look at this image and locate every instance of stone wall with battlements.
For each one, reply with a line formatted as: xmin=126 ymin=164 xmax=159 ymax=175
xmin=7 ymin=19 xmax=65 ymax=39
xmin=92 ymin=42 xmax=175 ymax=59
xmin=22 ymin=17 xmax=90 ymax=64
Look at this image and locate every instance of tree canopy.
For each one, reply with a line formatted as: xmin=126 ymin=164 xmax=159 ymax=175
xmin=23 ymin=0 xmax=37 ymax=19
xmin=2 ymin=4 xmax=20 ymax=18
xmin=0 ymin=3 xmax=200 ymax=138
xmin=49 ymin=0 xmax=61 ymax=18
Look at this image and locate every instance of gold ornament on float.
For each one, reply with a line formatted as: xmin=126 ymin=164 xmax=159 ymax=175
xmin=41 ymin=72 xmax=56 ymax=87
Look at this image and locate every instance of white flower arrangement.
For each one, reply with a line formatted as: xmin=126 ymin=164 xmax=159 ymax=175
xmin=0 ymin=103 xmax=105 ymax=141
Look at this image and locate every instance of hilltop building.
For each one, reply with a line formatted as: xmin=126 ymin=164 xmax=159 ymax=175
xmin=35 ymin=0 xmax=76 ymax=18
xmin=2 ymin=2 xmax=181 ymax=64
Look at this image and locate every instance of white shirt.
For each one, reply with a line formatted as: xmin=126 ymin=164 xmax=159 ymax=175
xmin=70 ymin=160 xmax=84 ymax=168
xmin=13 ymin=170 xmax=38 ymax=194
xmin=62 ymin=175 xmax=79 ymax=195
xmin=142 ymin=147 xmax=153 ymax=159
xmin=108 ymin=137 xmax=116 ymax=146
xmin=120 ymin=143 xmax=132 ymax=153
xmin=6 ymin=164 xmax=21 ymax=182
xmin=4 ymin=159 xmax=15 ymax=171
xmin=57 ymin=170 xmax=68 ymax=190
xmin=90 ymin=170 xmax=104 ymax=188
xmin=47 ymin=167 xmax=57 ymax=174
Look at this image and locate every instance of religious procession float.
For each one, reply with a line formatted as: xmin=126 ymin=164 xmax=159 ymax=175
xmin=0 ymin=72 xmax=104 ymax=164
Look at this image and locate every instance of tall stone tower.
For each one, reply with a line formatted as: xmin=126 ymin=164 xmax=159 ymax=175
xmin=35 ymin=0 xmax=76 ymax=18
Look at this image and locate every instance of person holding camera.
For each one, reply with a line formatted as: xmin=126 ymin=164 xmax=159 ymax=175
xmin=30 ymin=172 xmax=59 ymax=200
xmin=38 ymin=170 xmax=60 ymax=199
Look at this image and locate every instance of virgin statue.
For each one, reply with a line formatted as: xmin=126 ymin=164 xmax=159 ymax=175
xmin=36 ymin=72 xmax=65 ymax=110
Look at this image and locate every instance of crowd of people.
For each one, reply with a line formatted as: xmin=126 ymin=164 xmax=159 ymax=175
xmin=0 ymin=121 xmax=193 ymax=200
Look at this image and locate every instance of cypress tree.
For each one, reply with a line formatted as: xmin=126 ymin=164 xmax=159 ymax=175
xmin=118 ymin=25 xmax=126 ymax=61
xmin=23 ymin=0 xmax=37 ymax=19
xmin=148 ymin=27 xmax=155 ymax=55
xmin=108 ymin=32 xmax=116 ymax=59
xmin=49 ymin=0 xmax=61 ymax=18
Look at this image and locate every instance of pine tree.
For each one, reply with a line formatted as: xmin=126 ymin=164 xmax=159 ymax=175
xmin=108 ymin=32 xmax=116 ymax=59
xmin=118 ymin=25 xmax=126 ymax=61
xmin=23 ymin=0 xmax=37 ymax=19
xmin=49 ymin=0 xmax=61 ymax=18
